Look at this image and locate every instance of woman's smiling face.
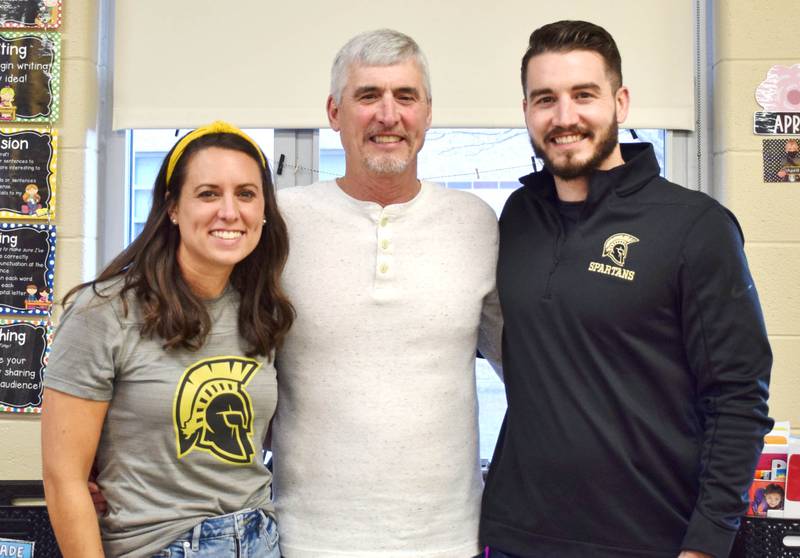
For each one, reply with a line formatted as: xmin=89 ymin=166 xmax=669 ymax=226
xmin=170 ymin=146 xmax=265 ymax=284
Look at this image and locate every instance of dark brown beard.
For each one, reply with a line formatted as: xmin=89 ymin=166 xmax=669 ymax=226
xmin=531 ymin=118 xmax=619 ymax=180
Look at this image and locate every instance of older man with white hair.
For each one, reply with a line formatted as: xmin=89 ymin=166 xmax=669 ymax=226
xmin=272 ymin=29 xmax=502 ymax=558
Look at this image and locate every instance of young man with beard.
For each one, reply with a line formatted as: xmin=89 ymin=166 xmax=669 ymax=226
xmin=480 ymin=20 xmax=772 ymax=558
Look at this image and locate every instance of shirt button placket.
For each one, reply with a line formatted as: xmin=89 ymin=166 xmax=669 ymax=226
xmin=377 ymin=211 xmax=393 ymax=279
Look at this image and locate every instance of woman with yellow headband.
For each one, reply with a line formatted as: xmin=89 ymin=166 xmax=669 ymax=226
xmin=41 ymin=122 xmax=294 ymax=557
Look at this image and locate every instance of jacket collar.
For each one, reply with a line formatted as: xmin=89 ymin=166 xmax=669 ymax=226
xmin=519 ymin=143 xmax=661 ymax=208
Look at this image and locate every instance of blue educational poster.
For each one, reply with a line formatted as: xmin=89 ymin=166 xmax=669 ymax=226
xmin=0 ymin=222 xmax=54 ymax=315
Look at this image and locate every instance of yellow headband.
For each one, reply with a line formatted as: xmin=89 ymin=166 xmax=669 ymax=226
xmin=166 ymin=121 xmax=267 ymax=185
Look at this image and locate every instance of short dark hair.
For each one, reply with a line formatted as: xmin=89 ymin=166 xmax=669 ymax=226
xmin=765 ymin=483 xmax=785 ymax=497
xmin=521 ymin=20 xmax=622 ymax=95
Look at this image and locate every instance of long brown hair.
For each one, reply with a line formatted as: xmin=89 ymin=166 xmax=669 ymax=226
xmin=64 ymin=131 xmax=294 ymax=358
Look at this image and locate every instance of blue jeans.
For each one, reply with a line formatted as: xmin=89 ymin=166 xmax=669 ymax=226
xmin=152 ymin=508 xmax=279 ymax=557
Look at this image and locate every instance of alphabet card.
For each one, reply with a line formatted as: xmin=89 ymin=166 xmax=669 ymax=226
xmin=0 ymin=223 xmax=55 ymax=316
xmin=0 ymin=0 xmax=62 ymax=29
xmin=0 ymin=128 xmax=56 ymax=218
xmin=0 ymin=318 xmax=52 ymax=413
xmin=0 ymin=31 xmax=60 ymax=123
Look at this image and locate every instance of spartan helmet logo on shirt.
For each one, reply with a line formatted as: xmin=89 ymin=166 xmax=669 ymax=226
xmin=173 ymin=356 xmax=261 ymax=465
xmin=602 ymin=233 xmax=639 ymax=267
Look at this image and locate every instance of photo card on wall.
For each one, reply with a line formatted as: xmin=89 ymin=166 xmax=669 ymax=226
xmin=0 ymin=222 xmax=55 ymax=316
xmin=762 ymin=138 xmax=800 ymax=183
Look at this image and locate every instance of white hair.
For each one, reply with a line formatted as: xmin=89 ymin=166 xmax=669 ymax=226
xmin=330 ymin=29 xmax=432 ymax=104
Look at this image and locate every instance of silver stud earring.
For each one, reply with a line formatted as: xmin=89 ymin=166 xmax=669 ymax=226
xmin=262 ymin=218 xmax=267 ymax=226
xmin=171 ymin=218 xmax=178 ymax=225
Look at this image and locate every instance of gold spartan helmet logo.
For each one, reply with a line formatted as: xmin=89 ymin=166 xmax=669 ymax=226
xmin=602 ymin=233 xmax=640 ymax=267
xmin=173 ymin=356 xmax=261 ymax=465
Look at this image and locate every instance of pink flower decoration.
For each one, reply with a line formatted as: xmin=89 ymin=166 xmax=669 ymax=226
xmin=756 ymin=64 xmax=800 ymax=112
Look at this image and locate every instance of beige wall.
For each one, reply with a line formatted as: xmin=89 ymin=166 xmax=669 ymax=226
xmin=714 ymin=0 xmax=800 ymax=433
xmin=0 ymin=0 xmax=100 ymax=479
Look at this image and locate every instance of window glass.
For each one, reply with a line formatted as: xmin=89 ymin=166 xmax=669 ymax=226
xmin=128 ymin=129 xmax=275 ymax=243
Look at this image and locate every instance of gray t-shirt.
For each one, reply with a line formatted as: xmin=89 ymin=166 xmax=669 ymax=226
xmin=44 ymin=280 xmax=276 ymax=558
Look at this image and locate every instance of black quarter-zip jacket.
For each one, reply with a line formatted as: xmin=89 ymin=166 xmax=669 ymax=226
xmin=480 ymin=143 xmax=772 ymax=558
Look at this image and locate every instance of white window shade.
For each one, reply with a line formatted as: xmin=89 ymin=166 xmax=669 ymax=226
xmin=113 ymin=0 xmax=694 ymax=131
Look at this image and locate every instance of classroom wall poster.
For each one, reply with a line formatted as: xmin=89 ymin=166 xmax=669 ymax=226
xmin=0 ymin=128 xmax=55 ymax=218
xmin=762 ymin=138 xmax=800 ymax=182
xmin=0 ymin=0 xmax=62 ymax=29
xmin=754 ymin=64 xmax=800 ymax=134
xmin=0 ymin=31 xmax=60 ymax=123
xmin=0 ymin=318 xmax=51 ymax=413
xmin=755 ymin=64 xmax=800 ymax=183
xmin=0 ymin=222 xmax=54 ymax=316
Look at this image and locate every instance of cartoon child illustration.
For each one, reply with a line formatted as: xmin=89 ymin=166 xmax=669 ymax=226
xmin=0 ymin=86 xmax=16 ymax=121
xmin=776 ymin=139 xmax=800 ymax=182
xmin=38 ymin=288 xmax=50 ymax=303
xmin=25 ymin=284 xmax=38 ymax=302
xmin=22 ymin=184 xmax=41 ymax=215
xmin=0 ymin=86 xmax=15 ymax=108
xmin=765 ymin=483 xmax=785 ymax=511
xmin=35 ymin=0 xmax=58 ymax=26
